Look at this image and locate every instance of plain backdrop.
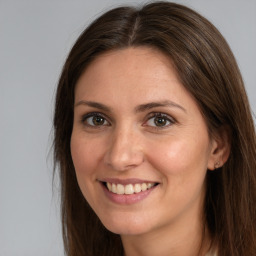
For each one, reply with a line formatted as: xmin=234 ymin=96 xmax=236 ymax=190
xmin=0 ymin=0 xmax=255 ymax=255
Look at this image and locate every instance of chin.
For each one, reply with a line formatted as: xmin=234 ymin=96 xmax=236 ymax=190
xmin=99 ymin=213 xmax=153 ymax=236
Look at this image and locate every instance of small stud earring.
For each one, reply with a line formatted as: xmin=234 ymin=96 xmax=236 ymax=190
xmin=214 ymin=161 xmax=221 ymax=169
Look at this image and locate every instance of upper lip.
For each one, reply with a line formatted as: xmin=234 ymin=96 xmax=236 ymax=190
xmin=98 ymin=178 xmax=159 ymax=185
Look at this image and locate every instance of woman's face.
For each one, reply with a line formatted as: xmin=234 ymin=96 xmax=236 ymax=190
xmin=71 ymin=47 xmax=217 ymax=236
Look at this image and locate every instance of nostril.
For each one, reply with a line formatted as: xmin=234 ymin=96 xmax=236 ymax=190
xmin=103 ymin=136 xmax=144 ymax=171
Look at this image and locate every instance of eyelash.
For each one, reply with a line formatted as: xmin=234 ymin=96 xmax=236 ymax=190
xmin=81 ymin=112 xmax=110 ymax=128
xmin=144 ymin=112 xmax=176 ymax=129
xmin=80 ymin=112 xmax=176 ymax=129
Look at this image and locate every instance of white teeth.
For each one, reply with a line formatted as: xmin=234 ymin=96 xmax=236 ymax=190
xmin=134 ymin=183 xmax=142 ymax=193
xmin=106 ymin=182 xmax=156 ymax=195
xmin=112 ymin=183 xmax=117 ymax=193
xmin=116 ymin=184 xmax=124 ymax=194
xmin=107 ymin=182 xmax=112 ymax=191
xmin=141 ymin=183 xmax=147 ymax=191
xmin=125 ymin=184 xmax=134 ymax=194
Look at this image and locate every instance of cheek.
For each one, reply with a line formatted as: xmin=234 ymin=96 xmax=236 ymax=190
xmin=146 ymin=135 xmax=211 ymax=179
xmin=70 ymin=134 xmax=102 ymax=176
xmin=70 ymin=134 xmax=105 ymax=206
xmin=70 ymin=134 xmax=103 ymax=204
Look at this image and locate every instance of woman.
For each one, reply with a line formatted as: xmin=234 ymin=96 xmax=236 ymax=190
xmin=53 ymin=2 xmax=256 ymax=255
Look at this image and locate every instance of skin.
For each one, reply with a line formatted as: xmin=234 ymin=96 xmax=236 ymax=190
xmin=70 ymin=47 xmax=228 ymax=256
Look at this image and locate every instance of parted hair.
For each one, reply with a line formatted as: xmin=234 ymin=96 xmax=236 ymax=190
xmin=53 ymin=2 xmax=256 ymax=255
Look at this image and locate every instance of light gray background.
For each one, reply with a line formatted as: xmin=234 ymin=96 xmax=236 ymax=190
xmin=1 ymin=0 xmax=255 ymax=255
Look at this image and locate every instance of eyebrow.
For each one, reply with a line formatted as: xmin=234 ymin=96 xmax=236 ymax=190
xmin=75 ymin=100 xmax=112 ymax=112
xmin=135 ymin=100 xmax=187 ymax=113
xmin=75 ymin=100 xmax=186 ymax=113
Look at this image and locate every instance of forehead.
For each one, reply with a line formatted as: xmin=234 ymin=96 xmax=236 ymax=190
xmin=88 ymin=46 xmax=175 ymax=70
xmin=75 ymin=47 xmax=182 ymax=98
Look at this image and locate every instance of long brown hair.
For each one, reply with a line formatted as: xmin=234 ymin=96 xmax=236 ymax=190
xmin=53 ymin=2 xmax=256 ymax=255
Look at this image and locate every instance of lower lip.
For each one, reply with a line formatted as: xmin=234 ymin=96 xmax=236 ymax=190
xmin=101 ymin=183 xmax=157 ymax=205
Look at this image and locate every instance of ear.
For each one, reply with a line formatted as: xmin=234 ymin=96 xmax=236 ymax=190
xmin=207 ymin=125 xmax=231 ymax=170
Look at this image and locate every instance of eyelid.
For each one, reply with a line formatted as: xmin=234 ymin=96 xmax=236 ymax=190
xmin=79 ymin=111 xmax=176 ymax=129
xmin=144 ymin=112 xmax=176 ymax=128
xmin=80 ymin=112 xmax=111 ymax=127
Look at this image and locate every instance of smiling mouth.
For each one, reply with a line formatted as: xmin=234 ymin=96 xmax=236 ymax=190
xmin=103 ymin=182 xmax=158 ymax=195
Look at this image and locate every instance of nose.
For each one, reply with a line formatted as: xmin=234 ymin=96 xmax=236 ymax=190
xmin=104 ymin=126 xmax=144 ymax=171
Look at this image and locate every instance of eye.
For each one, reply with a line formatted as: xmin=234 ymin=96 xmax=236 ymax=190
xmin=145 ymin=113 xmax=175 ymax=128
xmin=81 ymin=113 xmax=110 ymax=127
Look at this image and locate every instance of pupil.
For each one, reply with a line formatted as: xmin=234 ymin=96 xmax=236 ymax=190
xmin=155 ymin=117 xmax=166 ymax=126
xmin=93 ymin=116 xmax=104 ymax=125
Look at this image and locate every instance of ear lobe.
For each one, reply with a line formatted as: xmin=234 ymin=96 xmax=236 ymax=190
xmin=207 ymin=125 xmax=231 ymax=171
